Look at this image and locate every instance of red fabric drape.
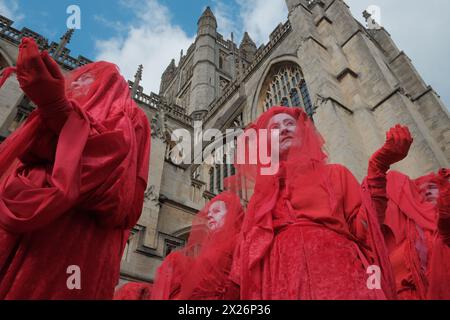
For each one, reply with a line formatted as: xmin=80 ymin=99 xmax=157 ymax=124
xmin=0 ymin=67 xmax=16 ymax=88
xmin=385 ymin=170 xmax=450 ymax=299
xmin=229 ymin=106 xmax=395 ymax=300
xmin=151 ymin=192 xmax=243 ymax=300
xmin=0 ymin=61 xmax=151 ymax=299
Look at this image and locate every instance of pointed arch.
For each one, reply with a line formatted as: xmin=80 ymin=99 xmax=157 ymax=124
xmin=250 ymin=55 xmax=313 ymax=120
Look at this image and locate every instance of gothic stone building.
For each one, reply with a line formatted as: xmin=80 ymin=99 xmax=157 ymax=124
xmin=0 ymin=0 xmax=449 ymax=286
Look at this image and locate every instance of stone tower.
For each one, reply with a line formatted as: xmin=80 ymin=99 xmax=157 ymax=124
xmin=189 ymin=7 xmax=218 ymax=119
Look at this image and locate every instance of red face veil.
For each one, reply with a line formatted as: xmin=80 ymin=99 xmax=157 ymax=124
xmin=151 ymin=192 xmax=244 ymax=300
xmin=0 ymin=61 xmax=150 ymax=183
xmin=228 ymin=106 xmax=330 ymax=299
xmin=230 ymin=106 xmax=396 ymax=300
xmin=228 ymin=106 xmax=326 ymax=186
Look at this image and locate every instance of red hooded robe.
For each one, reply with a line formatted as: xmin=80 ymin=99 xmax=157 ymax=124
xmin=0 ymin=61 xmax=151 ymax=299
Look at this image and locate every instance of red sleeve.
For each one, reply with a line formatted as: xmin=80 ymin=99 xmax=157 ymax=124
xmin=337 ymin=165 xmax=397 ymax=298
xmin=0 ymin=108 xmax=90 ymax=233
xmin=77 ymin=109 xmax=150 ymax=229
xmin=0 ymin=106 xmax=150 ymax=233
xmin=334 ymin=165 xmax=370 ymax=243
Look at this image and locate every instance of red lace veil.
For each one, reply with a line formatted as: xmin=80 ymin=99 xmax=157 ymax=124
xmin=0 ymin=61 xmax=149 ymax=184
xmin=229 ymin=106 xmax=395 ymax=299
xmin=151 ymin=192 xmax=243 ymax=300
xmin=388 ymin=169 xmax=450 ymax=300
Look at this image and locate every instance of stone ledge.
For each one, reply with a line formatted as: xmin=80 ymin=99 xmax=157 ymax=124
xmin=336 ymin=67 xmax=359 ymax=81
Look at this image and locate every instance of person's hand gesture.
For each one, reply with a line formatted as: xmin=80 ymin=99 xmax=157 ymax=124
xmin=369 ymin=125 xmax=413 ymax=175
xmin=16 ymin=37 xmax=67 ymax=108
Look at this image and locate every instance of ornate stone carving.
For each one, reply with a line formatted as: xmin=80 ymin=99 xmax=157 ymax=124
xmin=151 ymin=109 xmax=167 ymax=140
xmin=144 ymin=185 xmax=160 ymax=207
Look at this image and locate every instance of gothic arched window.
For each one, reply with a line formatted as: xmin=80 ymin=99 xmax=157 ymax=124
xmin=262 ymin=64 xmax=314 ymax=118
xmin=300 ymin=80 xmax=313 ymax=118
xmin=290 ymin=89 xmax=301 ymax=107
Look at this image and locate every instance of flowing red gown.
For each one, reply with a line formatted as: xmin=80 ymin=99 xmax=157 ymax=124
xmin=152 ymin=192 xmax=243 ymax=300
xmin=114 ymin=282 xmax=153 ymax=300
xmin=230 ymin=106 xmax=395 ymax=300
xmin=384 ymin=171 xmax=450 ymax=299
xmin=0 ymin=62 xmax=151 ymax=299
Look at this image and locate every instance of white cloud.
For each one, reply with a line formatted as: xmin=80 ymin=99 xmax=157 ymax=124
xmin=0 ymin=0 xmax=23 ymax=21
xmin=95 ymin=0 xmax=194 ymax=94
xmin=236 ymin=0 xmax=288 ymax=45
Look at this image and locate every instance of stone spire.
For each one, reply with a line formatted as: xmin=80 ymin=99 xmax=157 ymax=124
xmin=131 ymin=64 xmax=143 ymax=97
xmin=197 ymin=6 xmax=217 ymax=36
xmin=363 ymin=9 xmax=381 ymax=30
xmin=239 ymin=32 xmax=257 ymax=62
xmin=53 ymin=28 xmax=74 ymax=59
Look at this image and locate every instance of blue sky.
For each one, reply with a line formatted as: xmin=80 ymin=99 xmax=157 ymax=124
xmin=0 ymin=0 xmax=211 ymax=57
xmin=1 ymin=0 xmax=449 ymax=109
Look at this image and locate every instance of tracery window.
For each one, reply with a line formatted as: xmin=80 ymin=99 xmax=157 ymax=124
xmin=263 ymin=65 xmax=314 ymax=117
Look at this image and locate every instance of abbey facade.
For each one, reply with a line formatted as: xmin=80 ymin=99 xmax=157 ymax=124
xmin=0 ymin=0 xmax=448 ymax=285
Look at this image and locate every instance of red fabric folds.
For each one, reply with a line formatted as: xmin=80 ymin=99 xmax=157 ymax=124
xmin=114 ymin=282 xmax=153 ymax=300
xmin=151 ymin=192 xmax=244 ymax=300
xmin=0 ymin=58 xmax=151 ymax=299
xmin=229 ymin=106 xmax=395 ymax=300
xmin=385 ymin=170 xmax=450 ymax=299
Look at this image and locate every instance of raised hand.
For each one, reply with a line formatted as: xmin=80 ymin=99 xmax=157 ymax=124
xmin=16 ymin=37 xmax=67 ymax=108
xmin=437 ymin=181 xmax=450 ymax=246
xmin=369 ymin=124 xmax=414 ymax=176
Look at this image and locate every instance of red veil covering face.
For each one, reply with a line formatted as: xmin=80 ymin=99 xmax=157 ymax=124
xmin=229 ymin=106 xmax=396 ymax=300
xmin=385 ymin=169 xmax=450 ymax=299
xmin=151 ymin=192 xmax=244 ymax=300
xmin=0 ymin=60 xmax=151 ymax=299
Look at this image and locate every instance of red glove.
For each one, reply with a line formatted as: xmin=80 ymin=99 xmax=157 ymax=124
xmin=437 ymin=182 xmax=450 ymax=246
xmin=368 ymin=124 xmax=413 ymax=177
xmin=16 ymin=37 xmax=71 ymax=133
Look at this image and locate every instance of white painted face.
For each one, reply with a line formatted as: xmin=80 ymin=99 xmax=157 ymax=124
xmin=267 ymin=113 xmax=298 ymax=158
xmin=70 ymin=73 xmax=95 ymax=97
xmin=207 ymin=200 xmax=227 ymax=231
xmin=418 ymin=182 xmax=439 ymax=206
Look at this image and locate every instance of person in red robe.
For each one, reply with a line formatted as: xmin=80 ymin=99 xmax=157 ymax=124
xmin=229 ymin=106 xmax=412 ymax=300
xmin=0 ymin=38 xmax=151 ymax=299
xmin=380 ymin=168 xmax=450 ymax=299
xmin=151 ymin=192 xmax=243 ymax=300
